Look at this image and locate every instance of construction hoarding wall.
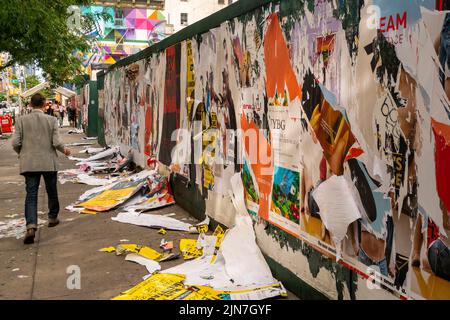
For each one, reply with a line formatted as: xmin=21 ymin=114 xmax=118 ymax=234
xmin=99 ymin=0 xmax=450 ymax=300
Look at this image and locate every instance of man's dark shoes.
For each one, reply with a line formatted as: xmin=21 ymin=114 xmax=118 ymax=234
xmin=23 ymin=228 xmax=36 ymax=244
xmin=48 ymin=218 xmax=60 ymax=228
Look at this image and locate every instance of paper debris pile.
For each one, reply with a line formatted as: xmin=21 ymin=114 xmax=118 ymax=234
xmin=113 ymin=216 xmax=287 ymax=300
xmin=111 ymin=173 xmax=287 ymax=300
xmin=60 ymin=146 xmax=138 ymax=189
xmin=65 ymin=169 xmax=175 ymax=215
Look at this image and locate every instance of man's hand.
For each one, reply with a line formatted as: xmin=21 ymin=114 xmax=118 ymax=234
xmin=64 ymin=148 xmax=71 ymax=156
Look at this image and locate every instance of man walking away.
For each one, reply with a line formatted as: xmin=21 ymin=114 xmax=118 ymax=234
xmin=12 ymin=93 xmax=71 ymax=244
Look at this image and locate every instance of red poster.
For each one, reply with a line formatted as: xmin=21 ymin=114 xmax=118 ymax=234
xmin=159 ymin=44 xmax=181 ymax=166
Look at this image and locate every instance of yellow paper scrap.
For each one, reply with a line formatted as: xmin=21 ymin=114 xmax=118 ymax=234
xmin=113 ymin=273 xmax=221 ymax=300
xmin=180 ymin=239 xmax=203 ymax=260
xmin=192 ymin=283 xmax=287 ymax=299
xmin=210 ymin=225 xmax=225 ymax=264
xmin=113 ymin=273 xmax=187 ymax=300
xmin=158 ymin=228 xmax=167 ymax=235
xmin=116 ymin=244 xmax=162 ymax=261
xmin=80 ymin=209 xmax=97 ymax=214
xmin=99 ymin=246 xmax=116 ymax=253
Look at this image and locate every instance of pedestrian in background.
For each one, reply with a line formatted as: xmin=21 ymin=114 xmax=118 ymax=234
xmin=67 ymin=103 xmax=76 ymax=128
xmin=59 ymin=103 xmax=65 ymax=128
xmin=54 ymin=102 xmax=60 ymax=121
xmin=46 ymin=101 xmax=54 ymax=116
xmin=12 ymin=93 xmax=71 ymax=244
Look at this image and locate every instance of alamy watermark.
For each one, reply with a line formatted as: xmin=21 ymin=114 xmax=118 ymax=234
xmin=170 ymin=124 xmax=280 ymax=176
xmin=67 ymin=5 xmax=81 ymax=30
xmin=66 ymin=265 xmax=81 ymax=290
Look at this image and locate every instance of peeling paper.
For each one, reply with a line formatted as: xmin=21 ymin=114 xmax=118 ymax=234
xmin=312 ymin=175 xmax=362 ymax=259
xmin=220 ymin=214 xmax=276 ymax=287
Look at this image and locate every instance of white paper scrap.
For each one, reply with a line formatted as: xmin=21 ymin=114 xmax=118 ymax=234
xmin=312 ymin=175 xmax=362 ymax=246
xmin=111 ymin=211 xmax=192 ymax=231
xmin=125 ymin=253 xmax=161 ymax=274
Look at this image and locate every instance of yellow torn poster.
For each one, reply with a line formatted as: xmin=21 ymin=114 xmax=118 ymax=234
xmin=210 ymin=225 xmax=225 ymax=264
xmin=192 ymin=283 xmax=288 ymax=300
xmin=180 ymin=239 xmax=203 ymax=260
xmin=78 ymin=188 xmax=135 ymax=211
xmin=113 ymin=273 xmax=187 ymax=300
xmin=113 ymin=273 xmax=221 ymax=300
xmin=113 ymin=273 xmax=286 ymax=300
xmin=78 ymin=179 xmax=146 ymax=212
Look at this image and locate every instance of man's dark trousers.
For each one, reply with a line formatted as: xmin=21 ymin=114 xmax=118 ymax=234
xmin=23 ymin=172 xmax=59 ymax=229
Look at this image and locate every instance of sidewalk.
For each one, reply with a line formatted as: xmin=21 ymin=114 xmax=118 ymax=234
xmin=0 ymin=127 xmax=200 ymax=299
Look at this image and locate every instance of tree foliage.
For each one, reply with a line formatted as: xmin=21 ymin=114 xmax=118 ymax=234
xmin=25 ymin=75 xmax=41 ymax=90
xmin=0 ymin=0 xmax=101 ymax=84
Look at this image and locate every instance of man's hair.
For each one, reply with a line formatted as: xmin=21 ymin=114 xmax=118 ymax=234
xmin=30 ymin=93 xmax=46 ymax=108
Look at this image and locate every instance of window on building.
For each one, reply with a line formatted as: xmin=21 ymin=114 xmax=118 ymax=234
xmin=180 ymin=13 xmax=188 ymax=26
xmin=218 ymin=0 xmax=225 ymax=4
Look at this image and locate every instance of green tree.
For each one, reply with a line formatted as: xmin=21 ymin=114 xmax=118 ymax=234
xmin=24 ymin=75 xmax=41 ymax=90
xmin=0 ymin=0 xmax=102 ymax=84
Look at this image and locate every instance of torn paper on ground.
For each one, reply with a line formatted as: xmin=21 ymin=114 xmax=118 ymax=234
xmin=112 ymin=211 xmax=192 ymax=231
xmin=67 ymin=129 xmax=83 ymax=134
xmin=115 ymin=244 xmax=162 ymax=260
xmin=180 ymin=238 xmax=203 ymax=260
xmin=112 ymin=273 xmax=188 ymax=300
xmin=125 ymin=253 xmax=161 ymax=274
xmin=66 ymin=142 xmax=95 ymax=147
xmin=0 ymin=217 xmax=47 ymax=240
xmin=78 ymin=147 xmax=106 ymax=155
xmin=77 ymin=178 xmax=147 ymax=212
xmin=188 ymin=216 xmax=210 ymax=234
xmin=113 ymin=272 xmax=286 ymax=300
xmin=70 ymin=146 xmax=120 ymax=163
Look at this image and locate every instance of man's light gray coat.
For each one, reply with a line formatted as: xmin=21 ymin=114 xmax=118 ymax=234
xmin=12 ymin=109 xmax=65 ymax=174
